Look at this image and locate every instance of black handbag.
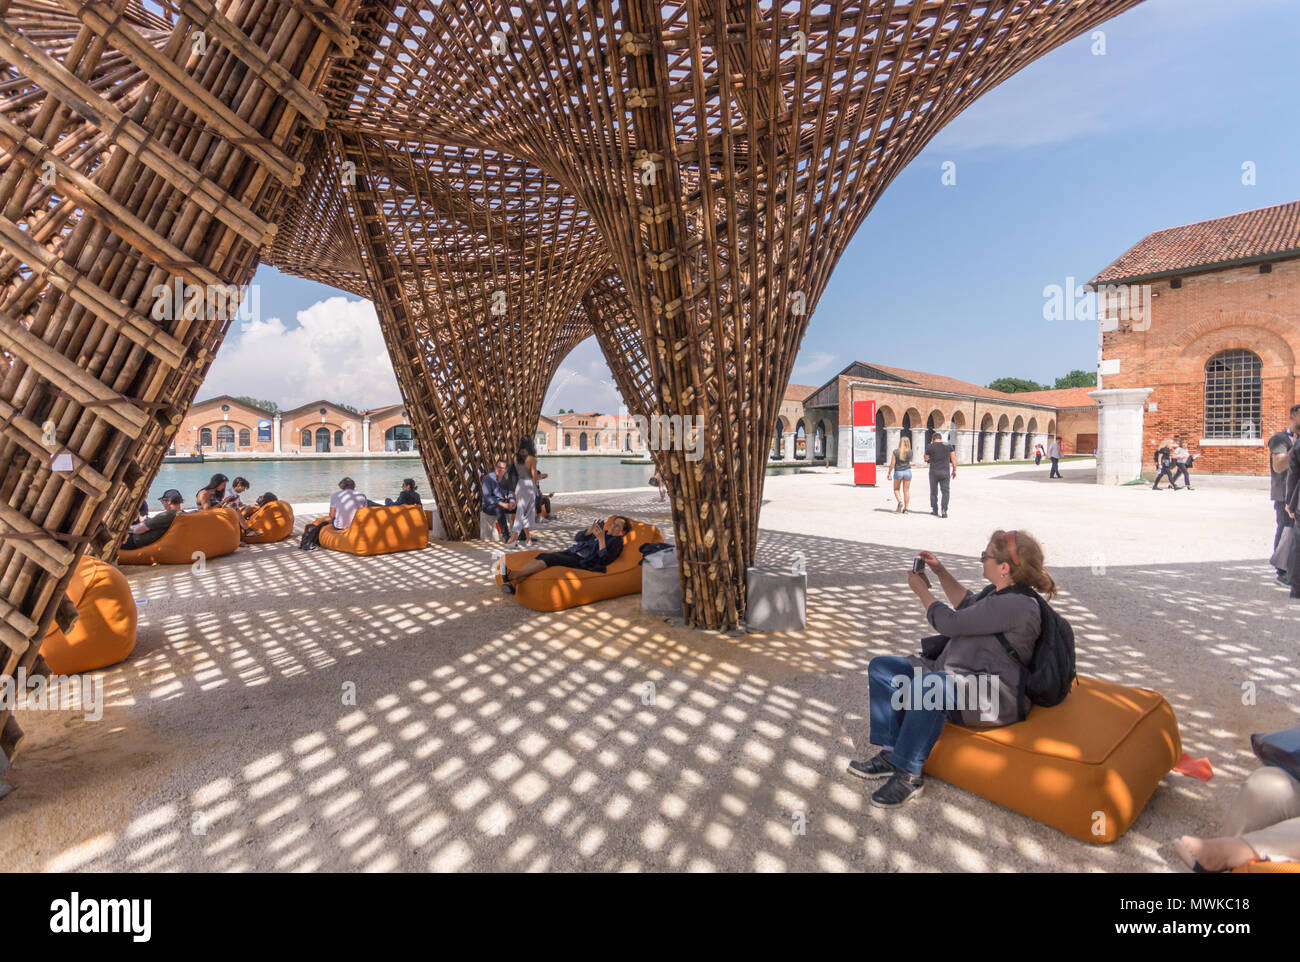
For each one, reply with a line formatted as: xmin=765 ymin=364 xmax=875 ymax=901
xmin=1251 ymin=727 xmax=1300 ymax=782
xmin=920 ymin=634 xmax=949 ymax=660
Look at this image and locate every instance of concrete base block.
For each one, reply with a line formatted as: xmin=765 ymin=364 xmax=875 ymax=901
xmin=745 ymin=567 xmax=807 ymax=631
xmin=641 ymin=563 xmax=683 ymax=617
xmin=429 ymin=511 xmax=447 ymax=541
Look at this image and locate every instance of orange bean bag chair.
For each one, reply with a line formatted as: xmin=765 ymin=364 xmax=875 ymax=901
xmin=241 ymin=500 xmax=295 ymax=543
xmin=922 ymin=675 xmax=1181 ymax=843
xmin=39 ymin=555 xmax=137 ymax=674
xmin=117 ymin=507 xmax=241 ymax=565
xmin=495 ymin=516 xmax=664 ymax=612
xmin=317 ymin=504 xmax=429 ymax=555
xmin=1233 ymin=860 xmax=1300 ymax=873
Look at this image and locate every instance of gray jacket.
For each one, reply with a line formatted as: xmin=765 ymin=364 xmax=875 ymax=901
xmin=908 ymin=585 xmax=1041 ymax=727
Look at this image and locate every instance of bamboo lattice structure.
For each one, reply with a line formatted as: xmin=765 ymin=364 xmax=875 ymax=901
xmin=1 ymin=0 xmax=1141 ymax=769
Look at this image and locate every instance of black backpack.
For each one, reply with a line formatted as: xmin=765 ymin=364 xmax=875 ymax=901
xmin=995 ymin=587 xmax=1077 ymax=708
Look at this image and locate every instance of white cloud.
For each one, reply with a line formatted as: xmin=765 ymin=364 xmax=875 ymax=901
xmin=200 ymin=296 xmax=401 ymax=410
xmin=792 ymin=351 xmax=837 ymax=381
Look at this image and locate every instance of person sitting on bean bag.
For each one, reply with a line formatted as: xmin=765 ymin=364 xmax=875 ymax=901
xmin=849 ymin=529 xmax=1057 ymax=809
xmin=385 ymin=478 xmax=423 ymax=507
xmin=123 ymin=489 xmax=184 ymax=550
xmin=500 ymin=517 xmax=631 ymax=595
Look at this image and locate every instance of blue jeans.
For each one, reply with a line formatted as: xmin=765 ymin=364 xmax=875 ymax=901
xmin=868 ymin=655 xmax=952 ymax=775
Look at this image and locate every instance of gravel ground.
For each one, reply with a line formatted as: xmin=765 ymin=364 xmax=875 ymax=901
xmin=1 ymin=460 xmax=1295 ymax=872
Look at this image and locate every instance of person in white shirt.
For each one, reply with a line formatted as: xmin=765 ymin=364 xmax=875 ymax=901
xmin=328 ymin=476 xmax=369 ymax=530
xmin=301 ymin=477 xmax=370 ymax=549
xmin=1047 ymin=437 xmax=1062 ymax=479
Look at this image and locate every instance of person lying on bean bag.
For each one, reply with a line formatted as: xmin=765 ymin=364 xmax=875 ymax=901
xmin=500 ymin=516 xmax=630 ymax=595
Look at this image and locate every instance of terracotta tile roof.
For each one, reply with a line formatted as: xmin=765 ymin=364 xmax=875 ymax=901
xmin=865 ymin=363 xmax=1053 ymax=406
xmin=1089 ymin=200 xmax=1300 ymax=285
xmin=809 ymin=362 xmax=1093 ymax=411
xmin=1011 ymin=387 xmax=1097 ymax=408
xmin=783 ymin=382 xmax=819 ymax=402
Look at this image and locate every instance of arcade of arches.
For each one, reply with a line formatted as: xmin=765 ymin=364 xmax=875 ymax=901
xmin=777 ymin=362 xmax=1096 ymax=467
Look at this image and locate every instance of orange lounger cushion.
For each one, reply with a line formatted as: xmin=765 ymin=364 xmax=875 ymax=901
xmin=1232 ymin=860 xmax=1300 ymax=873
xmin=117 ymin=508 xmax=241 ymax=565
xmin=495 ymin=517 xmax=664 ymax=612
xmin=241 ymin=500 xmax=295 ymax=543
xmin=317 ymin=505 xmax=429 ymax=555
xmin=922 ymin=675 xmax=1181 ymax=843
xmin=39 ymin=555 xmax=137 ymax=674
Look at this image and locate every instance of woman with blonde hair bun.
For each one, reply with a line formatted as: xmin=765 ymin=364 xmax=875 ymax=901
xmin=848 ymin=528 xmax=1057 ymax=809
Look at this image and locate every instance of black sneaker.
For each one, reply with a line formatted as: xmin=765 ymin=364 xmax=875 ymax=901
xmin=847 ymin=752 xmax=895 ymax=780
xmin=941 ymin=511 xmax=948 ymax=518
xmin=870 ymin=769 xmax=925 ymax=808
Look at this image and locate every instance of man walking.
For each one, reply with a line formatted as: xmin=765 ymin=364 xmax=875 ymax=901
xmin=1269 ymin=405 xmax=1299 ymax=585
xmin=1047 ymin=436 xmax=1062 ymax=479
xmin=923 ymin=431 xmax=956 ymax=518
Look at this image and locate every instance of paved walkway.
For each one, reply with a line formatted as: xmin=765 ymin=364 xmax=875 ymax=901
xmin=1 ymin=461 xmax=1294 ymax=871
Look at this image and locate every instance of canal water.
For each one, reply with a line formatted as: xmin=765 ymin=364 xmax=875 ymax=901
xmin=149 ymin=455 xmax=805 ymax=504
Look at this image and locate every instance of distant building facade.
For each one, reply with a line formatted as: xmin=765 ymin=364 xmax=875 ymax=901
xmin=174 ymin=396 xmax=416 ymax=456
xmin=1089 ymin=201 xmax=1300 ymax=479
xmin=784 ymin=362 xmax=1096 ymax=467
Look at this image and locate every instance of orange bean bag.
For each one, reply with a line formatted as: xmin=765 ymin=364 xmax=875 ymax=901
xmin=117 ymin=507 xmax=241 ymax=565
xmin=317 ymin=504 xmax=429 ymax=555
xmin=1232 ymin=860 xmax=1300 ymax=873
xmin=495 ymin=516 xmax=664 ymax=612
xmin=241 ymin=500 xmax=295 ymax=543
xmin=39 ymin=555 xmax=137 ymax=674
xmin=922 ymin=675 xmax=1181 ymax=843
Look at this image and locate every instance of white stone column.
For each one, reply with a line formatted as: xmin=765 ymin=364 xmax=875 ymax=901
xmin=910 ymin=429 xmax=926 ymax=464
xmin=1089 ymin=387 xmax=1154 ymax=484
xmin=954 ymin=429 xmax=974 ymax=464
xmin=272 ymin=414 xmax=281 ymax=454
xmin=782 ymin=431 xmax=795 ymax=461
xmin=837 ymin=425 xmax=852 ymax=468
xmin=979 ymin=432 xmax=994 ymax=462
xmin=363 ymin=416 xmax=371 ymax=453
xmin=884 ymin=427 xmax=901 ymax=464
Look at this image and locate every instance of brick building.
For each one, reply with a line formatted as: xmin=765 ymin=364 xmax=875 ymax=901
xmin=175 ymin=396 xmax=417 ymax=455
xmin=1088 ymin=201 xmax=1300 ymax=480
xmin=549 ymin=411 xmax=649 ymax=454
xmin=787 ymin=362 xmax=1096 ymax=467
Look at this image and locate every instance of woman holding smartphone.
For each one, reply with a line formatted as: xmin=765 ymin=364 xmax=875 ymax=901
xmin=848 ymin=530 xmax=1055 ymax=808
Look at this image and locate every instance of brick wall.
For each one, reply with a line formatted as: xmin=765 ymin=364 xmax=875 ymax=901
xmin=1100 ymin=257 xmax=1299 ymax=474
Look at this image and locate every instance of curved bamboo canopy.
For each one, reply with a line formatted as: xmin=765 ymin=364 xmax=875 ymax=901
xmin=0 ymin=0 xmax=1140 ymax=768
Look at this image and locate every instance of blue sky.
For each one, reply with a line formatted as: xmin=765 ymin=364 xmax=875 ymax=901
xmin=206 ymin=0 xmax=1300 ymax=412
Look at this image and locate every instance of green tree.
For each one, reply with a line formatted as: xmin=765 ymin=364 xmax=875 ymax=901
xmin=232 ymin=395 xmax=280 ymax=414
xmin=1054 ymin=369 xmax=1097 ymax=389
xmin=988 ymin=377 xmax=1046 ymax=394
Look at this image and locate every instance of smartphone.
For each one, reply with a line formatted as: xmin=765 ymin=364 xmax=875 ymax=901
xmin=911 ymin=556 xmax=926 ymax=574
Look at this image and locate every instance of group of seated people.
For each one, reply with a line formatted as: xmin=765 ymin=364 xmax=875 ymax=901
xmin=126 ymin=473 xmax=426 ymax=551
xmin=298 ymin=476 xmax=425 ymax=548
xmin=123 ymin=473 xmax=281 ymax=549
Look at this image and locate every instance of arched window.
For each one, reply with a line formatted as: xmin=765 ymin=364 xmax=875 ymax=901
xmin=334 ymin=429 xmax=344 ymax=447
xmin=385 ymin=425 xmax=414 ymax=452
xmin=579 ymin=432 xmax=588 ymax=451
xmin=216 ymin=425 xmax=235 ymax=451
xmin=564 ymin=432 xmax=572 ymax=448
xmin=1204 ymin=349 xmax=1262 ymax=439
xmin=238 ymin=428 xmax=251 ymax=448
xmin=301 ymin=429 xmax=312 ymax=447
xmin=315 ymin=427 xmax=331 ymax=452
xmin=794 ymin=422 xmax=807 ymax=459
xmin=199 ymin=427 xmax=212 ymax=447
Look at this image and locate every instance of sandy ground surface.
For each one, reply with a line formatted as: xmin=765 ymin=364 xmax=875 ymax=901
xmin=1 ymin=459 xmax=1295 ymax=872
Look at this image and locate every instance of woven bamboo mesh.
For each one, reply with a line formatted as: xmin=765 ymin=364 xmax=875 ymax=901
xmin=1 ymin=0 xmax=1139 ymax=767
